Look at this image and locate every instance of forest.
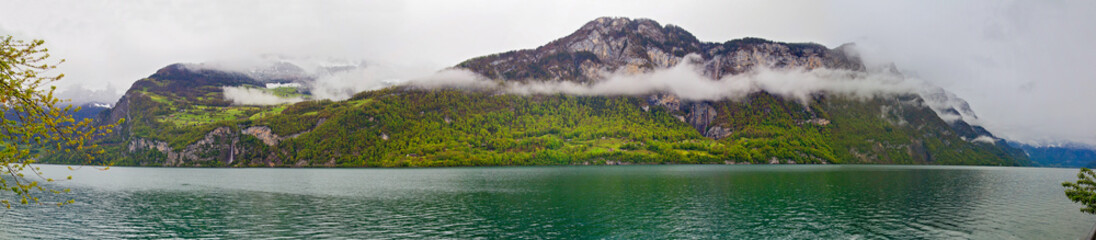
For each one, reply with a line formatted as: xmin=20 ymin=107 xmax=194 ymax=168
xmin=43 ymin=81 xmax=1030 ymax=167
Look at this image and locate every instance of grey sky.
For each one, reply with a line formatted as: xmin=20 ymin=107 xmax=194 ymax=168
xmin=1 ymin=0 xmax=1094 ymax=147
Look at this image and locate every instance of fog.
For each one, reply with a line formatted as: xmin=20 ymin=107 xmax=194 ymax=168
xmin=413 ymin=55 xmax=921 ymax=101
xmin=407 ymin=54 xmax=969 ymax=125
xmin=1 ymin=0 xmax=1093 ymax=147
xmin=222 ymin=86 xmax=306 ymax=105
xmin=194 ymin=56 xmax=423 ymax=101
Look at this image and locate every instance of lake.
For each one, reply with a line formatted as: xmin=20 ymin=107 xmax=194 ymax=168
xmin=1 ymin=165 xmax=1093 ymax=239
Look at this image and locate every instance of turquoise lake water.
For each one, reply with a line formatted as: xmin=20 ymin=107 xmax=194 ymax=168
xmin=1 ymin=165 xmax=1093 ymax=239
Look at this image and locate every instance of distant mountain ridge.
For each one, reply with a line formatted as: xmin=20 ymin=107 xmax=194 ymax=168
xmin=1011 ymin=142 xmax=1096 ymax=167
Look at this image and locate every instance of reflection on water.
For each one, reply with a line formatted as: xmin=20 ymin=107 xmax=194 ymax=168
xmin=1 ymin=165 xmax=1093 ymax=239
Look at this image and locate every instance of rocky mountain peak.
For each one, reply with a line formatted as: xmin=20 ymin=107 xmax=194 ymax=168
xmin=559 ymin=17 xmax=697 ymax=48
xmin=120 ymin=64 xmax=260 ymax=104
xmin=541 ymin=17 xmax=700 ymax=69
xmin=457 ymin=17 xmax=862 ymax=83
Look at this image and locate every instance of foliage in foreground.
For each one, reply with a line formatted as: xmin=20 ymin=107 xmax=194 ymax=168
xmin=1 ymin=36 xmax=116 ymax=208
xmin=1063 ymin=168 xmax=1096 ymax=214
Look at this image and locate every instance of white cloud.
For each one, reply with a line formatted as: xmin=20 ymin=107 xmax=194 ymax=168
xmin=222 ymin=86 xmax=305 ymax=105
xmin=972 ymin=136 xmax=998 ymax=144
xmin=409 ymin=54 xmax=949 ymax=113
xmin=494 ymin=55 xmax=920 ymax=103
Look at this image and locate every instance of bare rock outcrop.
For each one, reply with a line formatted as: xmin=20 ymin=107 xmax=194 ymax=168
xmin=176 ymin=127 xmax=239 ymax=166
xmin=647 ymin=94 xmax=730 ymax=139
xmin=242 ymin=126 xmax=282 ymax=146
xmin=705 ymin=127 xmax=733 ymax=140
xmin=686 ymin=103 xmax=718 ymax=134
xmin=458 ymin=17 xmax=862 ymax=84
xmin=128 ymin=138 xmax=170 ymax=153
xmin=128 ymin=127 xmax=240 ymax=166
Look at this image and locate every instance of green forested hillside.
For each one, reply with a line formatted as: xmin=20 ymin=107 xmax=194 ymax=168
xmin=45 ymin=85 xmax=1029 ymax=167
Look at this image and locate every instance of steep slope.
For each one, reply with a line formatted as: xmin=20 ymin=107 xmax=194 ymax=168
xmin=43 ymin=17 xmax=1029 ymax=167
xmin=458 ymin=17 xmax=862 ymax=82
xmin=456 ymin=17 xmax=1026 ymax=165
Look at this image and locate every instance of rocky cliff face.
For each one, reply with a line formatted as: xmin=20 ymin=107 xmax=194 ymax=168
xmin=122 ymin=123 xmax=328 ymax=167
xmin=456 ymin=17 xmax=869 ymax=141
xmin=458 ymin=17 xmax=862 ymax=82
xmin=242 ymin=126 xmax=283 ymax=146
xmin=128 ymin=127 xmax=241 ymax=166
xmin=455 ymin=17 xmax=1024 ymax=163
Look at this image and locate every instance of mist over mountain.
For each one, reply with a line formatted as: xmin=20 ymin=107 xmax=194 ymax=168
xmin=8 ymin=1 xmax=1095 ymax=148
xmin=439 ymin=17 xmax=996 ymax=140
xmin=57 ymin=84 xmax=124 ymax=104
xmin=183 ymin=56 xmax=408 ymax=101
xmin=44 ymin=17 xmax=1029 ymax=167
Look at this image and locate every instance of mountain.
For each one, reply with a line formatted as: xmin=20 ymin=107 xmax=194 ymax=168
xmin=1011 ymin=142 xmax=1096 ymax=168
xmin=43 ymin=17 xmax=1029 ymax=167
xmin=459 ymin=17 xmax=862 ymax=82
xmin=4 ymin=102 xmax=111 ymax=126
xmin=458 ymin=17 xmax=1024 ymax=163
xmin=71 ymin=102 xmax=112 ymax=122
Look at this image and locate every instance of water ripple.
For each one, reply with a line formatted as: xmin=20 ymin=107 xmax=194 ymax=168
xmin=1 ymin=165 xmax=1095 ymax=239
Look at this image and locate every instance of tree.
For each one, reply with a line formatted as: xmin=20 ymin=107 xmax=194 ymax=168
xmin=1063 ymin=168 xmax=1096 ymax=214
xmin=1 ymin=36 xmax=117 ymax=208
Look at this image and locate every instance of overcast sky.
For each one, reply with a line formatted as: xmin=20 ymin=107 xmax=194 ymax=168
xmin=1 ymin=0 xmax=1094 ymax=147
